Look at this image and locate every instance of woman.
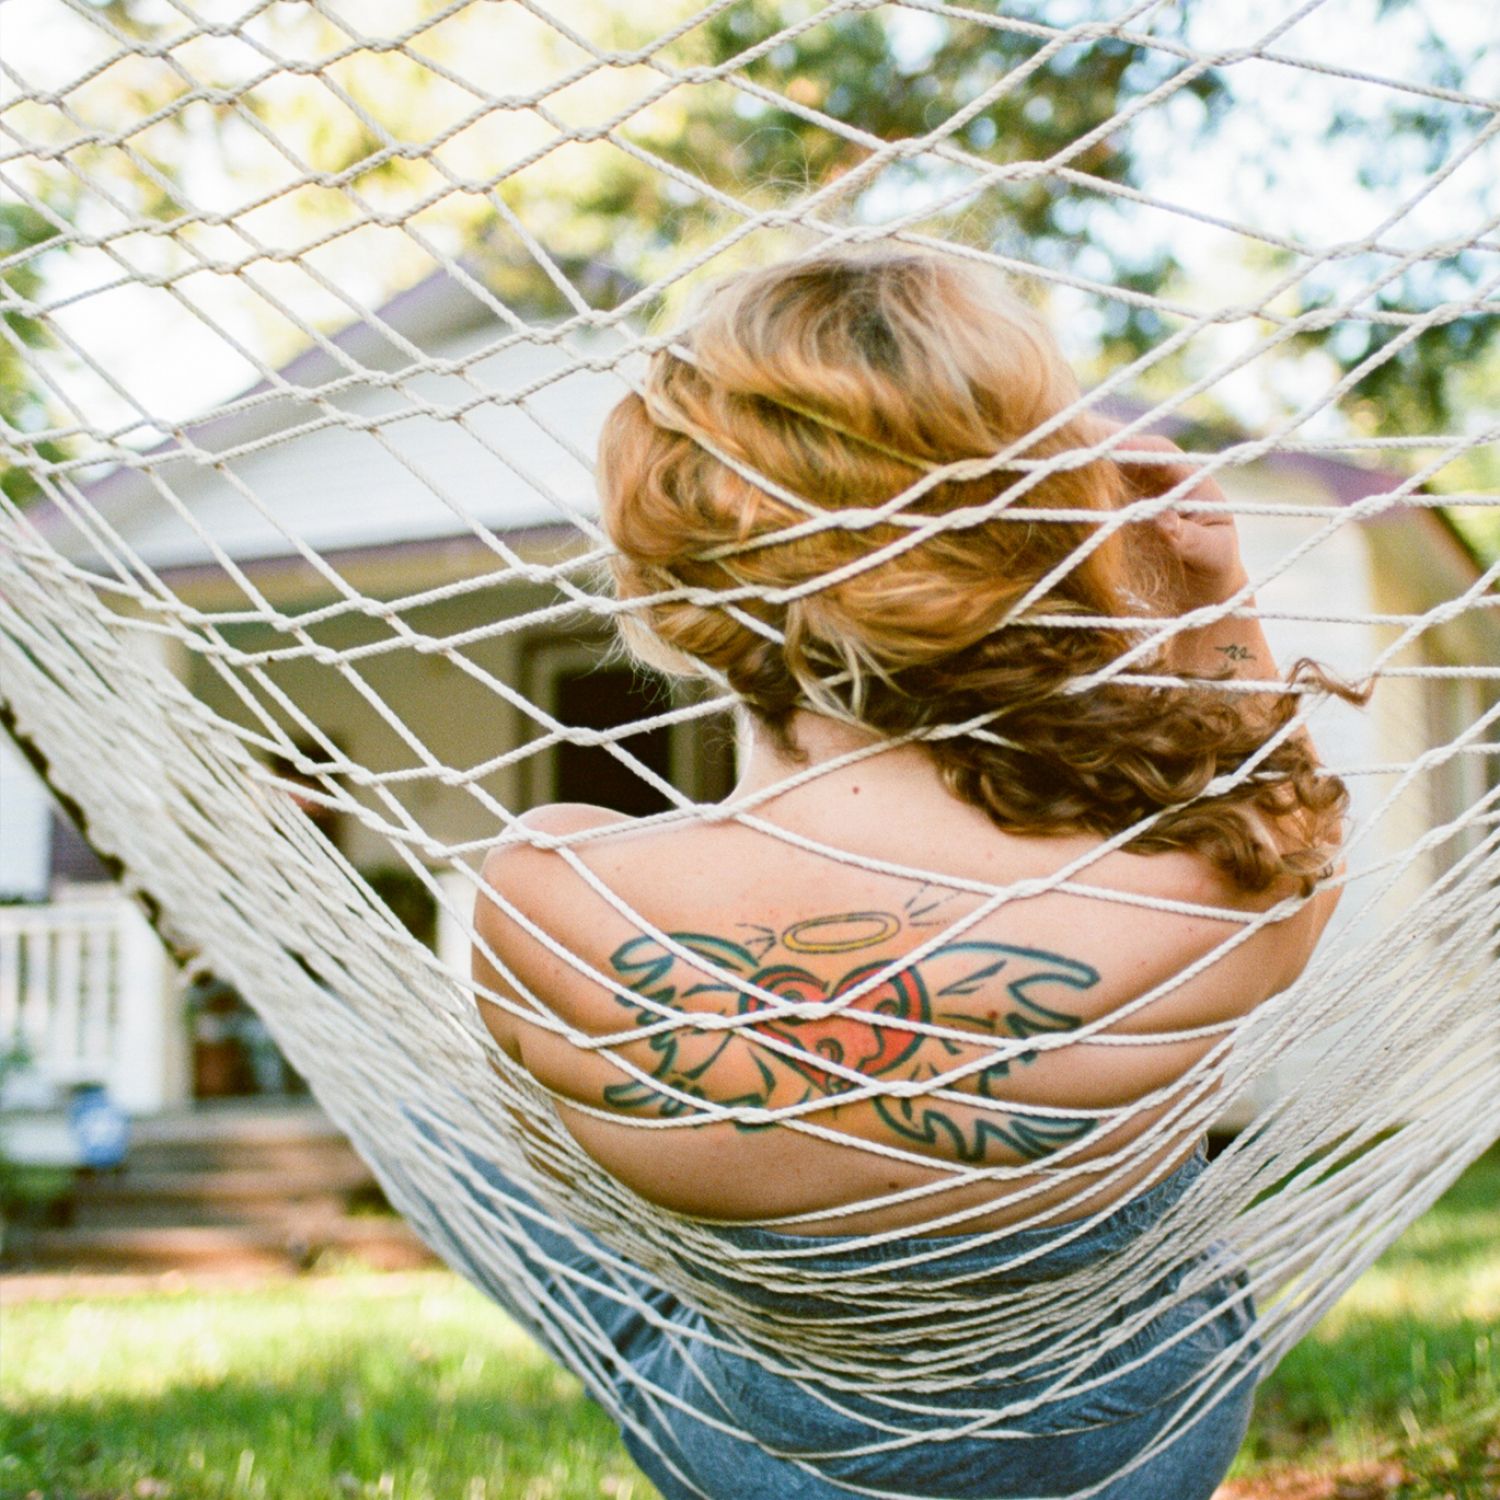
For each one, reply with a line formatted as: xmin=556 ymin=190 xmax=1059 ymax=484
xmin=467 ymin=249 xmax=1349 ymax=1498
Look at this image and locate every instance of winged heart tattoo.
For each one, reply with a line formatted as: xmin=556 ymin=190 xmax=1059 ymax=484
xmin=598 ymin=909 xmax=1101 ymax=1164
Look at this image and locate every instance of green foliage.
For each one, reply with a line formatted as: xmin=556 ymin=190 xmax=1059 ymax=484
xmin=470 ymin=2 xmax=1493 ymax=440
xmin=0 ymin=203 xmax=71 ymax=507
xmin=364 ymin=867 xmax=438 ymax=951
xmin=0 ymin=1043 xmax=76 ymax=1233
xmin=482 ymin=4 xmax=1228 ymax=356
xmin=1233 ymin=1145 xmax=1500 ymax=1494
xmin=0 ymin=1040 xmax=36 ymax=1203
xmin=1446 ymin=507 xmax=1500 ymax=568
xmin=7 ymin=2 xmax=1493 ymax=515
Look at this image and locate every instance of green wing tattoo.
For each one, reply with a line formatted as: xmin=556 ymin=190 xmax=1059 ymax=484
xmin=598 ymin=929 xmax=1101 ymax=1162
xmin=872 ymin=942 xmax=1100 ymax=1161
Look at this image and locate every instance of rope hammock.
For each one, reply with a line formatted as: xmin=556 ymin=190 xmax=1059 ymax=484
xmin=1 ymin=3 xmax=1497 ymax=1496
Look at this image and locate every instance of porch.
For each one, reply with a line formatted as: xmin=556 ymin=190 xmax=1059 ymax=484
xmin=2 ymin=1097 xmax=435 ymax=1278
xmin=0 ymin=872 xmax=478 ymax=1126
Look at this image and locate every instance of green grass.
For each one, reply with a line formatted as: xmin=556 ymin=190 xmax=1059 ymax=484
xmin=1229 ymin=1144 xmax=1500 ymax=1496
xmin=2 ymin=1149 xmax=1496 ymax=1500
xmin=0 ymin=1276 xmax=647 ymax=1500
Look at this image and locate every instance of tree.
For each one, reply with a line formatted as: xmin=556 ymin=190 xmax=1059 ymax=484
xmin=0 ymin=203 xmax=70 ymax=506
xmin=2 ymin=0 xmax=1492 ymax=517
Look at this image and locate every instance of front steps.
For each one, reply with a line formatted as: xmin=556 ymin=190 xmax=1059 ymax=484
xmin=7 ymin=1101 xmax=436 ymax=1276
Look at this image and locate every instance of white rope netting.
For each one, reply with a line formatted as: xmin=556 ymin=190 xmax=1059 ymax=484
xmin=1 ymin=3 xmax=1497 ymax=1496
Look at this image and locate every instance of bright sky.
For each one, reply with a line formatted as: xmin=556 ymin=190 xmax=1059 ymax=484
xmin=2 ymin=0 xmax=1495 ymax=454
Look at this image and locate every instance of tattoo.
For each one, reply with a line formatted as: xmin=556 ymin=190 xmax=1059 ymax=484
xmin=873 ymin=1097 xmax=1096 ymax=1163
xmin=783 ymin=911 xmax=901 ymax=953
xmin=1216 ymin=643 xmax=1255 ymax=662
xmin=600 ymin=902 xmax=1101 ymax=1164
xmin=903 ymin=883 xmax=959 ymax=928
xmin=734 ymin=923 xmax=778 ymax=961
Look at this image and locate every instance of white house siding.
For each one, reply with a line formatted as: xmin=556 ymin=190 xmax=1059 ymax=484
xmin=181 ymin=570 xmax=732 ymax=877
xmin=0 ymin=739 xmax=51 ymax=900
xmin=1362 ymin=517 xmax=1500 ymax=885
xmin=1232 ymin=463 xmax=1410 ymax=955
xmin=1227 ymin=469 xmax=1497 ymax=1126
xmin=182 ymin=582 xmax=536 ymax=874
xmin=1358 ymin=516 xmax=1500 ymax=1079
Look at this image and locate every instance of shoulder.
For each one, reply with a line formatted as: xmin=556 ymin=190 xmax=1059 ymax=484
xmin=1101 ymin=842 xmax=1342 ymax=996
xmin=477 ymin=803 xmax=633 ymax=924
xmin=489 ymin=801 xmax=633 ymax=854
xmin=479 ymin=801 xmax=633 ymax=882
xmin=471 ymin=804 xmax=634 ymax=1026
xmin=1085 ymin=841 xmax=1247 ymax=911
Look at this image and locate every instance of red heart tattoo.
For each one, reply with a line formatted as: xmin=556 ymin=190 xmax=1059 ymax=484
xmin=737 ymin=962 xmax=929 ymax=1092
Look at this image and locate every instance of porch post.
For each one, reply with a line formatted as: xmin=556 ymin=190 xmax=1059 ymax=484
xmin=111 ymin=898 xmax=186 ymax=1113
xmin=434 ymin=867 xmax=474 ymax=978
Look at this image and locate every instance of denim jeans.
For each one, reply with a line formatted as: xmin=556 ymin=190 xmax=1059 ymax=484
xmin=394 ymin=1122 xmax=1258 ymax=1500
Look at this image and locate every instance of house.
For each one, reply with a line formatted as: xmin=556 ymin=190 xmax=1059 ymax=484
xmin=4 ymin=263 xmax=1495 ymax=1119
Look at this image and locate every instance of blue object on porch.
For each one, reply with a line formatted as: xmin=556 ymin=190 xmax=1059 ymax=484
xmin=68 ymin=1084 xmax=130 ymax=1169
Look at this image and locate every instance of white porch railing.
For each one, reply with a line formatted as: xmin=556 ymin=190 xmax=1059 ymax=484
xmin=0 ymin=895 xmax=176 ymax=1113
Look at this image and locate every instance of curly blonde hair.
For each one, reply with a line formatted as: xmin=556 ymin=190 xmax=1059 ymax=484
xmin=599 ymin=249 xmax=1351 ymax=892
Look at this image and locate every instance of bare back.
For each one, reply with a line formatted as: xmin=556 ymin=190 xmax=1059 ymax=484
xmin=474 ymin=723 xmax=1335 ymax=1237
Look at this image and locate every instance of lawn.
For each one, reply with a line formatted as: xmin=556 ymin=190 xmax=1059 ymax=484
xmin=2 ymin=1149 xmax=1496 ymax=1500
xmin=1227 ymin=1143 xmax=1500 ymax=1499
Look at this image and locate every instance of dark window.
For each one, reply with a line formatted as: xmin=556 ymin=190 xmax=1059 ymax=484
xmin=553 ymin=666 xmax=674 ymax=816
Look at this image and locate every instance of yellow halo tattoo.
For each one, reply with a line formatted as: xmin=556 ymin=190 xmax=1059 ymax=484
xmin=782 ymin=912 xmax=900 ymax=955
